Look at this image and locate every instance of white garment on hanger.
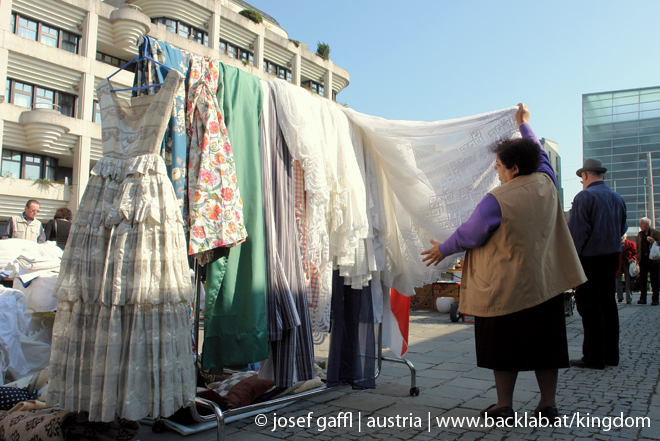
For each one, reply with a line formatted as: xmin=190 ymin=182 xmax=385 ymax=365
xmin=270 ymin=79 xmax=370 ymax=338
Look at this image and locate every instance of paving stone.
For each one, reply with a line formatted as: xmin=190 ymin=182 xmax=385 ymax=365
xmin=137 ymin=305 xmax=660 ymax=441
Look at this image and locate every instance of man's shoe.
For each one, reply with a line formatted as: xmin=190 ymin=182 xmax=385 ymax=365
xmin=627 ymin=300 xmax=632 ymax=304
xmin=617 ymin=299 xmax=624 ymax=303
xmin=652 ymin=301 xmax=659 ymax=306
xmin=638 ymin=299 xmax=647 ymax=305
xmin=534 ymin=405 xmax=560 ymax=423
xmin=480 ymin=404 xmax=514 ymax=419
xmin=569 ymin=358 xmax=605 ymax=369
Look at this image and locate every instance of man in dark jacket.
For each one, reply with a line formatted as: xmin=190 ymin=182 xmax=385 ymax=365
xmin=568 ymin=159 xmax=627 ymax=369
xmin=636 ymin=217 xmax=660 ymax=305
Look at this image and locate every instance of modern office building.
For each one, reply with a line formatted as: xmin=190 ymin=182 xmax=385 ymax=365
xmin=0 ymin=0 xmax=349 ymax=225
xmin=582 ymin=87 xmax=660 ymax=230
xmin=539 ymin=137 xmax=564 ymax=210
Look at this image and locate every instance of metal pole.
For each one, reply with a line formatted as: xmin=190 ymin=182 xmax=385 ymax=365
xmin=648 ymin=153 xmax=655 ymax=227
xmin=644 ymin=177 xmax=648 ymax=220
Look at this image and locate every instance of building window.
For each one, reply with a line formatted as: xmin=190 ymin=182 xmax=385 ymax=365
xmin=96 ymin=52 xmax=135 ymax=72
xmin=24 ymin=154 xmax=42 ymax=180
xmin=303 ymin=80 xmax=324 ymax=97
xmin=35 ymin=87 xmax=55 ymax=109
xmin=239 ymin=49 xmax=253 ymax=66
xmin=220 ymin=40 xmax=253 ymax=65
xmin=6 ymin=79 xmax=77 ymax=117
xmin=44 ymin=157 xmax=57 ymax=180
xmin=1 ymin=150 xmax=22 ymax=178
xmin=153 ymin=17 xmax=208 ymax=47
xmin=93 ymin=100 xmax=102 ymax=124
xmin=263 ymin=58 xmax=291 ymax=82
xmin=16 ymin=15 xmax=37 ymax=40
xmin=61 ymin=32 xmax=79 ymax=54
xmin=59 ymin=94 xmax=75 ymax=117
xmin=40 ymin=24 xmax=59 ymax=47
xmin=1 ymin=149 xmax=59 ymax=181
xmin=11 ymin=81 xmax=33 ymax=108
xmin=11 ymin=13 xmax=79 ymax=54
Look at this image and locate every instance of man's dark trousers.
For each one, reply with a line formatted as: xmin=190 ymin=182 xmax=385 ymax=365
xmin=575 ymin=254 xmax=620 ymax=367
xmin=638 ymin=257 xmax=659 ymax=303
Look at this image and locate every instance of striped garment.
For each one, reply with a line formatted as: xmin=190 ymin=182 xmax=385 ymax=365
xmin=257 ymin=81 xmax=315 ymax=387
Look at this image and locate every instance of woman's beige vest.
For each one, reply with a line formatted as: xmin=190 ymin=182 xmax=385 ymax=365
xmin=10 ymin=215 xmax=42 ymax=242
xmin=459 ymin=173 xmax=586 ymax=317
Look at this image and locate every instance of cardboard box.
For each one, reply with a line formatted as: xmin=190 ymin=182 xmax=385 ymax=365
xmin=411 ymin=282 xmax=460 ymax=310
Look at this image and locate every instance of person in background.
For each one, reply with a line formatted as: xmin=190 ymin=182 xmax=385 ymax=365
xmin=1 ymin=199 xmax=46 ymax=243
xmin=421 ymin=104 xmax=586 ymax=422
xmin=44 ymin=207 xmax=73 ymax=250
xmin=636 ymin=217 xmax=660 ymax=306
xmin=568 ymin=159 xmax=627 ymax=369
xmin=616 ymin=234 xmax=637 ymax=304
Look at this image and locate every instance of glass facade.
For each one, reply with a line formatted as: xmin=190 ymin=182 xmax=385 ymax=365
xmin=583 ymin=87 xmax=660 ymax=229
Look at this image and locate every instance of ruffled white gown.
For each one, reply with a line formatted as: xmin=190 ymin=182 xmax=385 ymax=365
xmin=47 ymin=69 xmax=195 ymax=422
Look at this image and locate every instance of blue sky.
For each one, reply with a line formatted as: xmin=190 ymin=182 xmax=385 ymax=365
xmin=247 ymin=0 xmax=660 ymax=208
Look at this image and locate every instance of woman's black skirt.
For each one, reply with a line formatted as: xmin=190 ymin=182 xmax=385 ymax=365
xmin=474 ymin=293 xmax=569 ymax=371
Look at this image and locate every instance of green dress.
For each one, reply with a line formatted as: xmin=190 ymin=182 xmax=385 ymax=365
xmin=202 ymin=63 xmax=268 ymax=369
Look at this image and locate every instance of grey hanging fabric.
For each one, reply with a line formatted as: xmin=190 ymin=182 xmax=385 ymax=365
xmin=258 ymin=81 xmax=315 ymax=387
xmin=326 ymin=270 xmax=377 ymax=389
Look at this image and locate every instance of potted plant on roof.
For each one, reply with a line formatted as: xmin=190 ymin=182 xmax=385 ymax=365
xmin=316 ymin=41 xmax=330 ymax=60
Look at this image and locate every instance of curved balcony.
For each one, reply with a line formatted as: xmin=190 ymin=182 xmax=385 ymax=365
xmin=19 ymin=106 xmax=71 ymax=151
xmin=109 ymin=5 xmax=151 ymax=50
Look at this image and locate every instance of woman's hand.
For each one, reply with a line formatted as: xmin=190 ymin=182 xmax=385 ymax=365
xmin=421 ymin=239 xmax=445 ymax=267
xmin=516 ymin=103 xmax=530 ymax=126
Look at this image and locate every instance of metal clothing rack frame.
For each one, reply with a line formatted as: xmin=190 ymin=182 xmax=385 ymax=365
xmin=175 ymin=261 xmax=420 ymax=441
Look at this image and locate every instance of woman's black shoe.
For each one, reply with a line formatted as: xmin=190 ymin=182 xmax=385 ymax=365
xmin=534 ymin=405 xmax=560 ymax=424
xmin=480 ymin=404 xmax=514 ymax=419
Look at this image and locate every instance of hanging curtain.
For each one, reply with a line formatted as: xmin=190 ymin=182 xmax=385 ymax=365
xmin=326 ymin=271 xmax=376 ymax=389
xmin=202 ymin=63 xmax=268 ymax=369
xmin=186 ymin=55 xmax=247 ymax=259
xmin=135 ymin=37 xmax=190 ymax=224
xmin=258 ymin=81 xmax=314 ymax=387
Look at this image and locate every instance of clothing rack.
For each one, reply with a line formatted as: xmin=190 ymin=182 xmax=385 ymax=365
xmin=160 ymin=261 xmax=419 ymax=441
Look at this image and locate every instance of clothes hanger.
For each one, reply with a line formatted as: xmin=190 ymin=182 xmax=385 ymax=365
xmin=107 ymin=36 xmax=172 ymax=93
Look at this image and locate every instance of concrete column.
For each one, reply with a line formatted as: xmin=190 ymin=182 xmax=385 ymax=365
xmin=71 ymin=137 xmax=91 ymax=208
xmin=0 ymin=48 xmax=7 ymax=163
xmin=253 ymin=33 xmax=264 ymax=73
xmin=81 ymin=11 xmax=99 ymax=59
xmin=208 ymin=12 xmax=221 ymax=51
xmin=323 ymin=67 xmax=333 ymax=100
xmin=291 ymin=52 xmax=301 ymax=86
xmin=78 ymin=72 xmax=95 ymax=122
xmin=0 ymin=120 xmax=5 ymax=165
xmin=0 ymin=0 xmax=13 ymax=31
xmin=0 ymin=48 xmax=8 ymax=102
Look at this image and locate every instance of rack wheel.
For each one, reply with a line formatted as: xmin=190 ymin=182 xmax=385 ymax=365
xmin=449 ymin=303 xmax=460 ymax=322
xmin=410 ymin=387 xmax=420 ymax=396
xmin=152 ymin=420 xmax=166 ymax=433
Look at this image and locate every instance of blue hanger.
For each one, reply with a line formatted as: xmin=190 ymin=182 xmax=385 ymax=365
xmin=107 ymin=36 xmax=171 ymax=92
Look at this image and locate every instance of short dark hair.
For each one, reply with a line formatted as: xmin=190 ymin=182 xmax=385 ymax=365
xmin=55 ymin=207 xmax=72 ymax=221
xmin=26 ymin=199 xmax=40 ymax=208
xmin=491 ymin=138 xmax=541 ymax=177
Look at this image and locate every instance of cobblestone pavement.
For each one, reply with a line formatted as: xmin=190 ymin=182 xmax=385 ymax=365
xmin=138 ymin=293 xmax=660 ymax=441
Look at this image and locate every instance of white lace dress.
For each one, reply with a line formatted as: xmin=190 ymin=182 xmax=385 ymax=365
xmin=47 ymin=69 xmax=195 ymax=422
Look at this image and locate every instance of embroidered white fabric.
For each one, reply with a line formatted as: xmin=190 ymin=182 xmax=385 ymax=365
xmin=342 ymin=106 xmax=520 ymax=296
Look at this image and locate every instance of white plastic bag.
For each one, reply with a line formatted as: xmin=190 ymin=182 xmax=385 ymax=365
xmin=650 ymin=242 xmax=660 ymax=261
xmin=5 ymin=319 xmax=53 ymax=382
xmin=629 ymin=261 xmax=640 ymax=277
